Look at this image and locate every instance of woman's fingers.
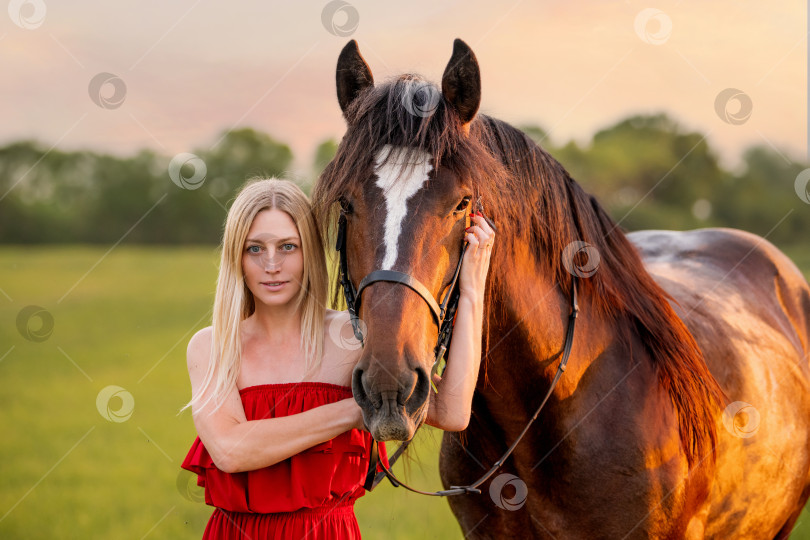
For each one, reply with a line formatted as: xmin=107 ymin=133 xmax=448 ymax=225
xmin=458 ymin=214 xmax=494 ymax=297
xmin=461 ymin=215 xmax=495 ymax=300
xmin=466 ymin=215 xmax=495 ymax=251
xmin=470 ymin=214 xmax=495 ymax=236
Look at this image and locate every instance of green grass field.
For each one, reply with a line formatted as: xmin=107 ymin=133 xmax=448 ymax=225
xmin=0 ymin=246 xmax=462 ymax=539
xmin=1 ymin=244 xmax=809 ymax=539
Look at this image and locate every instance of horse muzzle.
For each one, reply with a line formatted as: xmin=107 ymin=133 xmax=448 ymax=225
xmin=352 ymin=361 xmax=431 ymax=441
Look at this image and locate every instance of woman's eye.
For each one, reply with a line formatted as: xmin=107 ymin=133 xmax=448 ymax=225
xmin=247 ymin=245 xmax=261 ymax=254
xmin=454 ymin=196 xmax=472 ymax=213
xmin=281 ymin=243 xmax=297 ymax=251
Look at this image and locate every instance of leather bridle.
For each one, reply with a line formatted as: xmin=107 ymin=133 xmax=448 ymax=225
xmin=336 ymin=210 xmax=467 ymax=385
xmin=336 ymin=207 xmax=579 ymax=496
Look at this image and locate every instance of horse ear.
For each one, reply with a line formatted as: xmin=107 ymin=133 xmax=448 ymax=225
xmin=336 ymin=40 xmax=374 ymax=117
xmin=441 ymin=38 xmax=481 ymax=125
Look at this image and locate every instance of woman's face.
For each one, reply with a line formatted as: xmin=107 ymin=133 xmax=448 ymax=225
xmin=241 ymin=208 xmax=305 ymax=310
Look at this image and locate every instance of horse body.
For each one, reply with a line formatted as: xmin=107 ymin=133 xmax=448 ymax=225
xmin=439 ymin=236 xmax=706 ymax=539
xmin=318 ymin=39 xmax=810 ymax=539
xmin=633 ymin=228 xmax=810 ymax=538
xmin=440 ymin=227 xmax=810 ymax=539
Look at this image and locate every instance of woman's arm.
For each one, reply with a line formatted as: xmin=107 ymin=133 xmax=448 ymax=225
xmin=186 ymin=328 xmax=364 ymax=473
xmin=425 ymin=213 xmax=494 ymax=431
xmin=424 ymin=294 xmax=483 ymax=431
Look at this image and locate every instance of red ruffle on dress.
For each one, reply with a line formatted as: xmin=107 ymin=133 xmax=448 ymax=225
xmin=181 ymin=382 xmax=388 ymax=539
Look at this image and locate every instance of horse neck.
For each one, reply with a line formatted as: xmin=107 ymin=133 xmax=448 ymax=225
xmin=481 ymin=242 xmax=621 ymax=420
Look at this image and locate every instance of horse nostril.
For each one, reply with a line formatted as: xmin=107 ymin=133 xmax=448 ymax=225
xmin=400 ymin=368 xmax=418 ymax=405
xmin=352 ymin=368 xmax=373 ymax=410
xmin=405 ymin=366 xmax=430 ymax=417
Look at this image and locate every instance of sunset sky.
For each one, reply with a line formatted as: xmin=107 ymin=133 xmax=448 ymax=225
xmin=1 ymin=0 xmax=806 ymax=175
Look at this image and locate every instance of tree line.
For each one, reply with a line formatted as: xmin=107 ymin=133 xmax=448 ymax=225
xmin=0 ymin=115 xmax=806 ymax=247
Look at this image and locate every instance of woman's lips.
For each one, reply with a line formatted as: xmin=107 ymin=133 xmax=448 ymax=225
xmin=260 ymin=281 xmax=288 ymax=291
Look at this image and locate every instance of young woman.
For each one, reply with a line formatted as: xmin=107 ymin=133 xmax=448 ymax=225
xmin=180 ymin=178 xmax=495 ymax=539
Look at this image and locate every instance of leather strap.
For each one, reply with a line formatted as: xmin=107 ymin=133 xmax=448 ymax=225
xmin=357 ymin=270 xmax=442 ymax=327
xmin=363 ymin=437 xmax=380 ymax=491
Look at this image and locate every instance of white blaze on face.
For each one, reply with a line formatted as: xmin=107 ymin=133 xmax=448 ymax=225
xmin=374 ymin=145 xmax=434 ymax=270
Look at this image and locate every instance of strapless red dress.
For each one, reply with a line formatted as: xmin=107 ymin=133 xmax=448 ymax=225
xmin=181 ymin=382 xmax=388 ymax=539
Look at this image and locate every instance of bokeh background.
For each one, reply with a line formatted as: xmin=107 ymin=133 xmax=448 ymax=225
xmin=1 ymin=0 xmax=808 ymax=538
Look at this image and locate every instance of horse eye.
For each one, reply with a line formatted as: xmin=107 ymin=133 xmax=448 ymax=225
xmin=339 ymin=197 xmax=354 ymax=215
xmin=454 ymin=196 xmax=472 ymax=213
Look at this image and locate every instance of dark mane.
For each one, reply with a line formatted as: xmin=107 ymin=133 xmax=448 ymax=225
xmin=313 ymin=75 xmax=725 ymax=466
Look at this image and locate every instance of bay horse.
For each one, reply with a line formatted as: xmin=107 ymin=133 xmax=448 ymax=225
xmin=313 ymin=39 xmax=810 ymax=538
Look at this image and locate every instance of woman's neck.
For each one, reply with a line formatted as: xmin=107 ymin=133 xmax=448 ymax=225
xmin=249 ymin=301 xmax=303 ymax=348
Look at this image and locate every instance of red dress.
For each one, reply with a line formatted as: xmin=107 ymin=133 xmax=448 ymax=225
xmin=181 ymin=382 xmax=388 ymax=539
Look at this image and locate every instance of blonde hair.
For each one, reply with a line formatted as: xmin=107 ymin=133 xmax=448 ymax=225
xmin=180 ymin=178 xmax=328 ymax=414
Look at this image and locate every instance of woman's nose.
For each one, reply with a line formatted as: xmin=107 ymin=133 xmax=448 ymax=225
xmin=263 ymin=251 xmax=284 ymax=271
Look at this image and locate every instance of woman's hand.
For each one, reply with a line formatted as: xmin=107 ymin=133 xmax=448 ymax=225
xmin=343 ymin=397 xmax=367 ymax=432
xmin=460 ymin=212 xmax=496 ymax=299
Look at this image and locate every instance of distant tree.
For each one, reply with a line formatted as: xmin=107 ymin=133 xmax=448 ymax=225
xmin=0 ymin=128 xmax=294 ymax=244
xmin=0 ymin=120 xmax=805 ymax=248
xmin=198 ymin=128 xmax=293 ymax=200
xmin=0 ymin=141 xmax=99 ymax=242
xmin=313 ymin=138 xmax=339 ymax=177
xmin=712 ymin=146 xmax=808 ymax=246
xmin=531 ymin=114 xmax=728 ymax=232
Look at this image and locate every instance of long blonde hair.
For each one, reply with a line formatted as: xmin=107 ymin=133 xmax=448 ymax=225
xmin=180 ymin=178 xmax=328 ymax=415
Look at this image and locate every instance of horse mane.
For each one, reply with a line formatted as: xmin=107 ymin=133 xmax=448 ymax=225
xmin=312 ymin=74 xmax=726 ymax=467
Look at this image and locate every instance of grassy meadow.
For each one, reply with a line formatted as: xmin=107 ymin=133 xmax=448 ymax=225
xmin=0 ymin=246 xmax=463 ymax=539
xmin=1 ymin=244 xmax=809 ymax=539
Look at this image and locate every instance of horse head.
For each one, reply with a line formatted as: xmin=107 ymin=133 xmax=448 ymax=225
xmin=314 ymin=39 xmax=502 ymax=441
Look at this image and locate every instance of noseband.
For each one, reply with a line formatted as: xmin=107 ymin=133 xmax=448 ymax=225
xmin=336 ymin=207 xmax=579 ymax=496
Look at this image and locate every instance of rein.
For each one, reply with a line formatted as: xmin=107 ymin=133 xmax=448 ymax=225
xmin=336 ymin=208 xmax=579 ymax=496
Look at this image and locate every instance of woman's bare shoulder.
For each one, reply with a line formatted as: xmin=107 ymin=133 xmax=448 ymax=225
xmin=187 ymin=326 xmax=213 ymax=369
xmin=188 ymin=325 xmax=213 ymax=349
xmin=322 ymin=309 xmax=361 ymax=363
